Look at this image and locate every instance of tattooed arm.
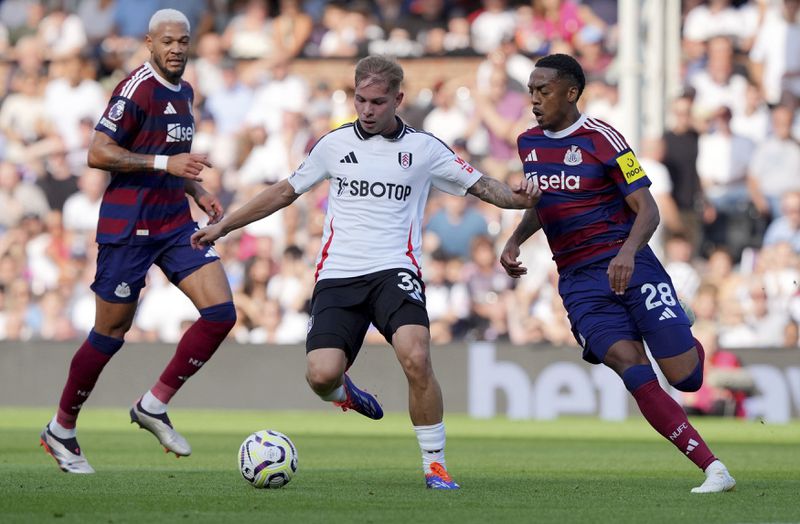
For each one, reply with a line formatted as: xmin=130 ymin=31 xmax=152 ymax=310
xmin=467 ymin=175 xmax=540 ymax=209
xmin=88 ymin=131 xmax=211 ymax=182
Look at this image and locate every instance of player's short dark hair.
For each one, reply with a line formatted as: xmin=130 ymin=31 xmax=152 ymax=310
xmin=355 ymin=55 xmax=404 ymax=92
xmin=535 ymin=53 xmax=586 ymax=100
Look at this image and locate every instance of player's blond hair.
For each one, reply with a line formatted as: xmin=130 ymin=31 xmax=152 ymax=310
xmin=354 ymin=55 xmax=404 ymax=92
xmin=149 ymin=9 xmax=190 ymax=34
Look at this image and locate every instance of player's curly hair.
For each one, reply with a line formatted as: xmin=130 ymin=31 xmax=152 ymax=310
xmin=355 ymin=55 xmax=404 ymax=92
xmin=535 ymin=54 xmax=586 ymax=101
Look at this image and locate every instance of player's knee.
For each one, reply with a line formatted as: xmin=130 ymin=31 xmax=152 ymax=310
xmin=200 ymin=301 xmax=236 ymax=323
xmin=305 ymin=366 xmax=340 ymax=394
xmin=670 ymin=362 xmax=703 ymax=392
xmin=397 ymin=343 xmax=432 ymax=380
xmin=621 ymin=364 xmax=657 ymax=393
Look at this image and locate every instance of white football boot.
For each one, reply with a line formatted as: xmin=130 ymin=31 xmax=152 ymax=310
xmin=40 ymin=425 xmax=95 ymax=474
xmin=130 ymin=401 xmax=191 ymax=456
xmin=691 ymin=460 xmax=736 ymax=493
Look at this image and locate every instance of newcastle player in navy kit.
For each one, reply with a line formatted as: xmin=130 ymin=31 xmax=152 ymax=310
xmin=41 ymin=9 xmax=235 ymax=474
xmin=192 ymin=55 xmax=540 ymax=489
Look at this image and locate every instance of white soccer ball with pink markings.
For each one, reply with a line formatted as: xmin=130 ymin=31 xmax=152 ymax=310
xmin=238 ymin=430 xmax=297 ymax=489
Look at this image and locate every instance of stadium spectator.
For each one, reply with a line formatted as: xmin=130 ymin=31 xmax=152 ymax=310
xmin=470 ymin=0 xmax=516 ymax=55
xmin=43 ymin=50 xmax=106 ymax=153
xmin=662 ymin=93 xmax=705 ymax=251
xmin=222 ymin=0 xmax=274 ymax=60
xmin=272 ymin=0 xmax=313 ymax=60
xmin=683 ymin=0 xmax=758 ymax=62
xmin=696 ymin=106 xmax=756 ymax=255
xmin=463 ymin=235 xmax=512 ymax=341
xmin=747 ymin=105 xmax=800 ymax=219
xmin=501 ymin=54 xmax=736 ymax=493
xmin=762 ymin=191 xmax=800 ymax=252
xmin=574 ymin=24 xmax=613 ymax=82
xmin=424 ymin=249 xmax=471 ymax=344
xmin=749 ymin=0 xmax=800 ymax=106
xmin=0 ymin=161 xmax=50 ymax=230
xmin=639 ymin=137 xmax=683 ymax=258
xmin=682 ymin=321 xmax=754 ymax=417
xmin=37 ymin=150 xmax=79 ymax=212
xmin=422 ymin=80 xmax=472 ymax=146
xmin=730 ymin=80 xmax=771 ymax=144
xmin=62 ymin=167 xmax=106 ymax=235
xmin=77 ymin=0 xmax=116 ymax=47
xmin=688 ymin=36 xmax=749 ymax=120
xmin=426 ymin=193 xmax=489 ymax=260
xmin=473 ymin=66 xmax=529 ymax=181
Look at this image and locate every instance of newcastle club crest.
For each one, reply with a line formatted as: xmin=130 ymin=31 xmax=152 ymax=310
xmin=398 ymin=151 xmax=413 ymax=169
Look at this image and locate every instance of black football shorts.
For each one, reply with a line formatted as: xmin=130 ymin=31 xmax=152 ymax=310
xmin=305 ymin=268 xmax=430 ymax=364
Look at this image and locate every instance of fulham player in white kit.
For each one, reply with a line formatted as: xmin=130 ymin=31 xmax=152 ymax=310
xmin=192 ymin=55 xmax=540 ymax=489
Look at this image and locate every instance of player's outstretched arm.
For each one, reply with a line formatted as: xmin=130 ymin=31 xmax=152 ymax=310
xmin=191 ymin=179 xmax=300 ymax=249
xmin=467 ymin=175 xmax=541 ymax=209
xmin=88 ymin=131 xmax=210 ymax=181
xmin=500 ymin=208 xmax=542 ymax=278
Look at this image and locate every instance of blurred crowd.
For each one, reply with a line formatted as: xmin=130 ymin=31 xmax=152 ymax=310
xmin=0 ymin=0 xmax=798 ymax=373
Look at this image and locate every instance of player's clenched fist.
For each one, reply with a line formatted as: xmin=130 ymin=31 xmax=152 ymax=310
xmin=167 ymin=153 xmax=212 ymax=181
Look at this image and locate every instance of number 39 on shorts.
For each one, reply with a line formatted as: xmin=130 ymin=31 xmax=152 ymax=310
xmin=640 ymin=282 xmax=676 ymax=310
xmin=397 ymin=272 xmax=423 ymax=302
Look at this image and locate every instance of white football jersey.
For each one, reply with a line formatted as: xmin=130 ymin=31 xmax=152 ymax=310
xmin=288 ymin=119 xmax=482 ymax=280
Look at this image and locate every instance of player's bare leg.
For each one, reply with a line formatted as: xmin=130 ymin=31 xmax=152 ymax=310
xmin=306 ymin=348 xmax=384 ymax=420
xmin=392 ymin=324 xmax=459 ymax=489
xmin=605 ymin=340 xmax=735 ymax=493
xmin=132 ymin=261 xmax=235 ymax=457
xmin=42 ymin=298 xmax=135 ymax=473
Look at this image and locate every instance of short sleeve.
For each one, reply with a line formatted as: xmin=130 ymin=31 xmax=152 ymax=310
xmin=427 ymin=137 xmax=483 ymax=195
xmin=287 ymin=138 xmax=330 ymax=194
xmin=95 ymin=95 xmax=146 ymax=147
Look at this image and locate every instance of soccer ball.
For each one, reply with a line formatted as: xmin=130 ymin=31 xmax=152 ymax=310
xmin=238 ymin=430 xmax=298 ymax=489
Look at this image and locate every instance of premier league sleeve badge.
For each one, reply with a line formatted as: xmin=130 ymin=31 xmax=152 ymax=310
xmin=108 ymin=99 xmax=126 ymax=121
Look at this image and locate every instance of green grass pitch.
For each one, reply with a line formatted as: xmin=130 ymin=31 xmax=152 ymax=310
xmin=0 ymin=408 xmax=797 ymax=523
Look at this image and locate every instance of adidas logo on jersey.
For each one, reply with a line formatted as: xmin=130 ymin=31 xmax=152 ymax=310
xmin=685 ymin=438 xmax=699 ymax=454
xmin=339 ymin=151 xmax=358 ymax=164
xmin=164 ymin=102 xmax=177 ymax=114
xmin=524 ymin=149 xmax=537 ymax=162
xmin=659 ymin=307 xmax=677 ymax=321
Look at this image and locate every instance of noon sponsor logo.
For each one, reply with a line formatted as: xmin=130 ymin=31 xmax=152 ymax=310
xmin=616 ymin=151 xmax=646 ymax=184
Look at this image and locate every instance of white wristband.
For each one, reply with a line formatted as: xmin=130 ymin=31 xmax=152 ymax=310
xmin=153 ymin=155 xmax=168 ymax=171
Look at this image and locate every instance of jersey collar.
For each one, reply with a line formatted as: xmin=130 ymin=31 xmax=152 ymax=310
xmin=353 ymin=116 xmax=407 ymax=141
xmin=542 ymin=113 xmax=587 ymax=139
xmin=145 ymin=61 xmax=182 ymax=92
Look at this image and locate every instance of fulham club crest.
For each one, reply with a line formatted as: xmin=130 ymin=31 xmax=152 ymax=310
xmin=398 ymin=151 xmax=413 ymax=169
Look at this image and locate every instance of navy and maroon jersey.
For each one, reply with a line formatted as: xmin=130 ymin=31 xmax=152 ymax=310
xmin=94 ymin=61 xmax=195 ymax=244
xmin=517 ymin=114 xmax=651 ymax=272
